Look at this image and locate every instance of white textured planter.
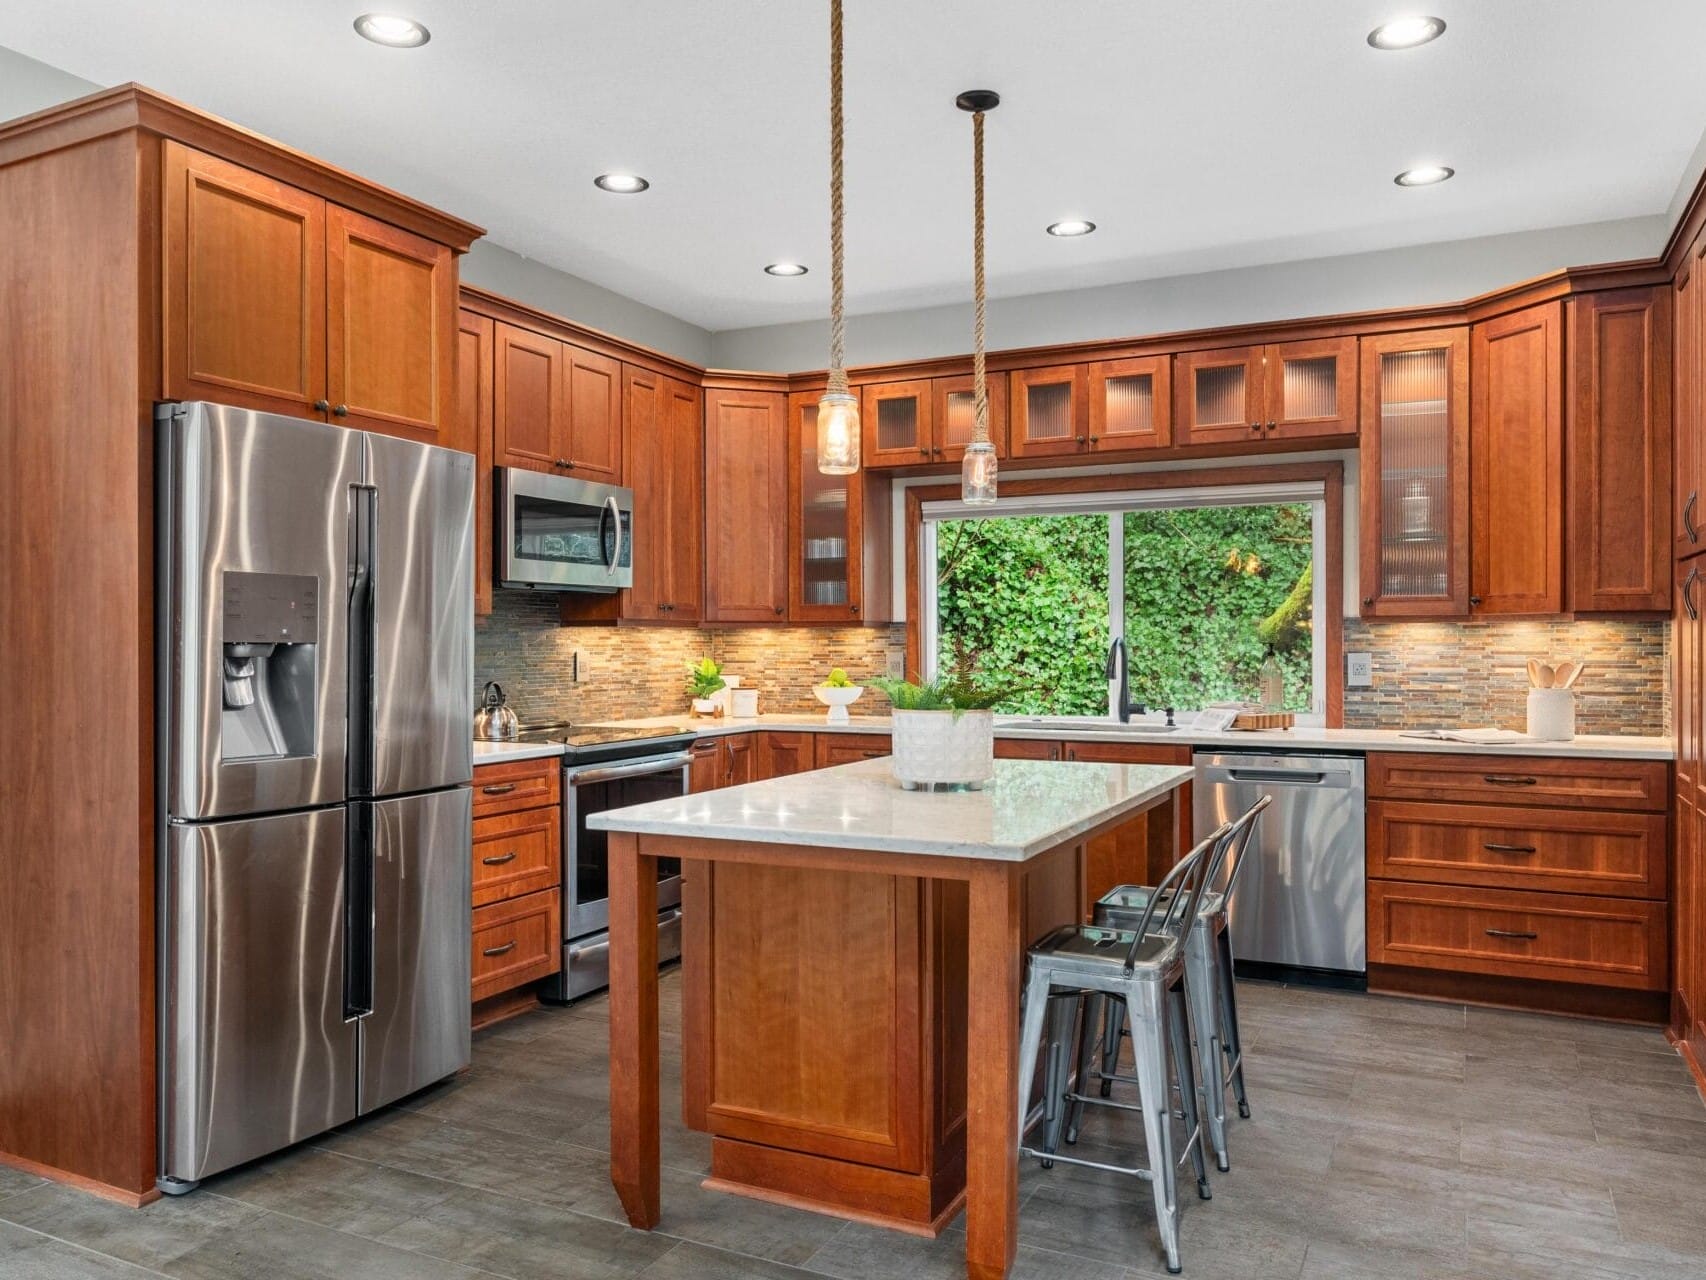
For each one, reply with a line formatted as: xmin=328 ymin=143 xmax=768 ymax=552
xmin=890 ymin=709 xmax=995 ymax=791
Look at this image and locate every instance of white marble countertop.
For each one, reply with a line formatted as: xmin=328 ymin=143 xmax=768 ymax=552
xmin=473 ymin=713 xmax=1673 ymax=764
xmin=587 ymin=757 xmax=1195 ymax=861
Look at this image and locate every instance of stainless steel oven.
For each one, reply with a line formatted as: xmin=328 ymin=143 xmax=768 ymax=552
xmin=497 ymin=468 xmax=633 ymax=592
xmin=544 ymin=748 xmax=691 ymax=1001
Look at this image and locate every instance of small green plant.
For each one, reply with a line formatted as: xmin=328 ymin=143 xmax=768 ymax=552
xmin=821 ymin=667 xmax=856 ymax=689
xmin=685 ymin=657 xmax=726 ymax=700
xmin=872 ymin=648 xmax=1027 ymax=715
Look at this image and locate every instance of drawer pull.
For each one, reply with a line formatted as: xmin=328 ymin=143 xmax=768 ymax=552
xmin=481 ymin=783 xmax=518 ymax=796
xmin=1482 ymin=775 xmax=1538 ymax=787
xmin=1484 ymin=928 xmax=1538 ymax=941
xmin=481 ymin=851 xmax=518 ymax=866
xmin=1482 ymin=842 xmax=1537 ymax=855
xmin=481 ymin=941 xmax=518 ymax=958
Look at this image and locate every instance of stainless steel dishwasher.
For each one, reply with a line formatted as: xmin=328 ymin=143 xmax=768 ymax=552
xmin=1194 ymin=752 xmax=1367 ymax=985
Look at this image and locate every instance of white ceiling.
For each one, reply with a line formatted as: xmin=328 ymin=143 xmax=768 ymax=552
xmin=4 ymin=1 xmax=1705 ymax=332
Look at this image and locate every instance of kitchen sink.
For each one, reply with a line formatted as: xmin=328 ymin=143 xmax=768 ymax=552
xmin=998 ymin=716 xmax=1180 ymax=733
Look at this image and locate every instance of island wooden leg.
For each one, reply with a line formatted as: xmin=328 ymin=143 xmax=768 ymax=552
xmin=964 ymin=862 xmax=1023 ymax=1280
xmin=608 ymin=831 xmax=660 ymax=1229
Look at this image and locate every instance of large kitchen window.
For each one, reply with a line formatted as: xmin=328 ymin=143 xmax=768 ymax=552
xmin=920 ymin=482 xmax=1328 ymax=721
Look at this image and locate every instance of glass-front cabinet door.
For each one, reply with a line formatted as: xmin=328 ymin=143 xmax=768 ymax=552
xmin=931 ymin=372 xmax=1009 ymax=462
xmin=790 ymin=394 xmax=864 ymax=621
xmin=1009 ymin=365 xmax=1088 ymax=458
xmin=1265 ymin=336 xmax=1359 ymax=441
xmin=1088 ymin=356 xmax=1171 ymax=452
xmin=1175 ymin=345 xmax=1264 ymax=445
xmin=861 ymin=380 xmax=933 ymax=467
xmin=1358 ymin=327 xmax=1469 ymax=617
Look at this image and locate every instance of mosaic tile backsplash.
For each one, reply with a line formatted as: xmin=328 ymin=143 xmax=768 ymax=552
xmin=1341 ymin=618 xmax=1669 ymax=735
xmin=478 ymin=592 xmax=1670 ymax=736
xmin=475 ymin=590 xmax=906 ymax=724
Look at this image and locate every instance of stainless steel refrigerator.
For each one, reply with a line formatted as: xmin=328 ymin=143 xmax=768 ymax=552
xmin=155 ymin=402 xmax=474 ymax=1193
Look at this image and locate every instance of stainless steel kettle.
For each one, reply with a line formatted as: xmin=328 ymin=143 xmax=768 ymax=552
xmin=474 ymin=681 xmax=519 ymax=741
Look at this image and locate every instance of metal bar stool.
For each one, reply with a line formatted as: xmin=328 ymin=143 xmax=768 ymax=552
xmin=1072 ymin=796 xmax=1269 ymax=1172
xmin=1016 ymin=825 xmax=1230 ymax=1275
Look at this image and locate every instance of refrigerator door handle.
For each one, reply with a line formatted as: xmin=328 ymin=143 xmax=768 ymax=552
xmin=347 ymin=484 xmax=378 ymax=797
xmin=344 ymin=802 xmax=374 ymax=1020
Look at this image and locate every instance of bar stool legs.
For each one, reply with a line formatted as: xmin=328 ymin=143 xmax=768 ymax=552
xmin=1185 ymin=925 xmax=1231 ymax=1172
xmin=1216 ymin=925 xmax=1251 ymax=1121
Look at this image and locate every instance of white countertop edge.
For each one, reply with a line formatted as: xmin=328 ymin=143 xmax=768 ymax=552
xmin=472 ymin=740 xmax=567 ymax=763
xmin=588 ymin=760 xmax=1196 ymax=862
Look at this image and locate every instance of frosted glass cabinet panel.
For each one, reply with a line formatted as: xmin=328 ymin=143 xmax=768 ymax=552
xmin=931 ymin=372 xmax=1008 ymax=462
xmin=860 ymin=380 xmax=933 ymax=466
xmin=1089 ymin=355 xmax=1171 ymax=452
xmin=1177 ymin=338 xmax=1358 ymax=445
xmin=1009 ymin=365 xmax=1088 ymax=458
xmin=792 ymin=398 xmax=859 ymax=619
xmin=1358 ymin=327 xmax=1470 ymax=617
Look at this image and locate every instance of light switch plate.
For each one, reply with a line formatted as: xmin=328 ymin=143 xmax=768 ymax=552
xmin=886 ymin=651 xmax=905 ymax=677
xmin=571 ymin=650 xmax=586 ymax=683
xmin=1346 ymin=652 xmax=1373 ymax=688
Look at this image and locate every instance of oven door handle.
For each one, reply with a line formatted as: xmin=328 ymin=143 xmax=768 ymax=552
xmin=569 ymin=752 xmax=694 ymax=786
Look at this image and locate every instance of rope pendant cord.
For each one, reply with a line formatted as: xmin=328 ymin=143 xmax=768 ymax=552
xmin=826 ymin=0 xmax=848 ymax=398
xmin=971 ymin=108 xmax=988 ymax=445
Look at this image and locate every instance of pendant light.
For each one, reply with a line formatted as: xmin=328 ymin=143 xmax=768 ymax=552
xmin=816 ymin=0 xmax=860 ymax=475
xmin=957 ymin=89 xmax=1000 ymax=504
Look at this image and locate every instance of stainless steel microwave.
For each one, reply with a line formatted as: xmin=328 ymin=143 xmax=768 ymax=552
xmin=497 ymin=468 xmax=633 ymax=593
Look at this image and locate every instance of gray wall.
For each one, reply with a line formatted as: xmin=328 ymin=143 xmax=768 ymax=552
xmin=0 ymin=46 xmax=98 ymax=122
xmin=707 ymin=215 xmax=1669 ymax=373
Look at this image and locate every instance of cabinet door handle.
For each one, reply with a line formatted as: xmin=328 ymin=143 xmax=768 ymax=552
xmin=1266 ymin=419 xmax=1277 ymax=431
xmin=1482 ymin=775 xmax=1538 ymax=787
xmin=1362 ymin=596 xmax=1374 ymax=607
xmin=1249 ymin=422 xmax=1262 ymax=432
xmin=1468 ymin=595 xmax=1483 ymax=608
xmin=1484 ymin=928 xmax=1538 ymax=941
xmin=849 ymin=604 xmax=859 ymax=613
xmin=313 ymin=399 xmax=329 ymax=412
xmin=481 ymin=783 xmax=518 ymax=796
xmin=332 ymin=404 xmax=349 ymax=417
xmin=554 ymin=458 xmax=570 ymax=468
xmin=1685 ymin=567 xmax=1700 ymax=621
xmin=1687 ymin=491 xmax=1700 ymax=543
xmin=1483 ymin=842 xmax=1537 ymax=855
xmin=481 ymin=851 xmax=518 ymax=866
xmin=774 ymin=605 xmax=785 ymax=616
xmin=481 ymin=941 xmax=518 ymax=957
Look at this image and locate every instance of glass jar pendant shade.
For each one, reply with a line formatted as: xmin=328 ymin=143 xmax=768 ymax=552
xmin=817 ymin=389 xmax=860 ymax=474
xmin=961 ymin=439 xmax=998 ymax=503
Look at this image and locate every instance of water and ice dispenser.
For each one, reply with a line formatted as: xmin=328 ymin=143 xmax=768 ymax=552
xmin=220 ymin=571 xmax=319 ymax=761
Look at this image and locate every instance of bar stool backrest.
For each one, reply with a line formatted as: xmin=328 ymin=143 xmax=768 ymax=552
xmin=1122 ymin=822 xmax=1230 ymax=973
xmin=1214 ymin=794 xmax=1272 ymax=906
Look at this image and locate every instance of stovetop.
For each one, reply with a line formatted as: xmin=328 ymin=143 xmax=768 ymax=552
xmin=513 ymin=721 xmax=696 ymax=764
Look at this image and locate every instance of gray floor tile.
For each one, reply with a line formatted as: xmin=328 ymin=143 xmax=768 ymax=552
xmin=0 ymin=1184 xmax=261 ymax=1272
xmin=637 ymin=1240 xmax=828 ymax=1279
xmin=648 ymin=1168 xmax=847 ymax=1266
xmin=806 ymin=1221 xmax=1137 ymax=1280
xmin=204 ymin=1145 xmax=458 ymax=1238
xmin=0 ymin=1219 xmax=167 ymax=1278
xmin=163 ymin=1208 xmax=498 ymax=1280
xmin=0 ymin=1164 xmax=46 ymax=1201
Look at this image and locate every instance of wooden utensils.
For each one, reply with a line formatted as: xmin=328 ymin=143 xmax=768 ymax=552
xmin=1526 ymin=659 xmax=1584 ymax=689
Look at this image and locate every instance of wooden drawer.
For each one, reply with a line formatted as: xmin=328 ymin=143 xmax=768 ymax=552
xmin=1368 ymin=801 xmax=1667 ymax=899
xmin=1367 ymin=752 xmax=1669 ymax=812
xmin=1367 ymin=880 xmax=1667 ymax=990
xmin=814 ymin=733 xmax=892 ymax=769
xmin=472 ymin=755 xmax=560 ymax=817
xmin=471 ymin=888 xmax=560 ymax=1001
xmin=994 ymin=737 xmax=1059 ymax=760
xmin=472 ymin=806 xmax=561 ymax=907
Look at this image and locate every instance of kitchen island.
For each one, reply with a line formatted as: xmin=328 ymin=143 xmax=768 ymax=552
xmin=590 ymin=756 xmax=1192 ymax=1280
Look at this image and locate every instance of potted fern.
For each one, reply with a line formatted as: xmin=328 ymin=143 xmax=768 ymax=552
xmin=871 ymin=658 xmax=1022 ymax=791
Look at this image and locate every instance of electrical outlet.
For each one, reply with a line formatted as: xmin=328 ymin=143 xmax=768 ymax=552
xmin=1346 ymin=652 xmax=1373 ymax=688
xmin=886 ymin=650 xmax=904 ymax=678
xmin=572 ymin=650 xmax=587 ymax=683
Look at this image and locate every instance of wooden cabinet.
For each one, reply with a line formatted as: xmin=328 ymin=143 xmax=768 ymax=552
xmin=862 ymin=380 xmax=934 ymax=466
xmin=1366 ymin=752 xmax=1669 ymax=812
xmin=789 ymin=393 xmax=891 ymax=624
xmin=613 ymin=367 xmax=702 ymax=622
xmin=1675 ymin=556 xmax=1706 ymax=1051
xmin=814 ymin=733 xmax=892 ymax=769
xmin=1061 ymin=742 xmax=1192 ymax=894
xmin=1677 ymin=234 xmax=1706 ymax=560
xmin=689 ymin=734 xmax=768 ymax=790
xmin=1088 ymin=356 xmax=1172 ymax=453
xmin=689 ymin=739 xmax=724 ymax=794
xmin=1177 ymin=338 xmax=1358 ymax=446
xmin=994 ymin=738 xmax=1059 ymax=760
xmin=1566 ymin=288 xmax=1672 ymax=613
xmin=563 ymin=345 xmax=623 ymax=482
xmin=760 ymin=731 xmax=814 ymax=779
xmin=704 ymin=387 xmax=789 ymax=622
xmin=470 ymin=758 xmax=563 ymax=1019
xmin=1358 ymin=328 xmax=1470 ymax=617
xmin=1470 ymin=302 xmax=1564 ymax=615
xmin=932 ymin=372 xmax=1009 ymax=463
xmin=1009 ymin=365 xmax=1090 ymax=458
xmin=492 ymin=326 xmax=623 ymax=482
xmin=1678 ymin=558 xmax=1703 ymax=798
xmin=723 ymin=734 xmax=757 ymax=788
xmin=459 ymin=310 xmax=495 ymax=616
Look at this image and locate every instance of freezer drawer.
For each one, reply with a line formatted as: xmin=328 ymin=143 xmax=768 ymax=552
xmin=358 ymin=788 xmax=472 ymax=1112
xmin=161 ymin=808 xmax=355 ymax=1183
xmin=1195 ymin=752 xmax=1367 ymax=975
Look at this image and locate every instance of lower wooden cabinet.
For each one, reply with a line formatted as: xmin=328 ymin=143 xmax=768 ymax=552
xmin=814 ymin=733 xmax=892 ymax=769
xmin=471 ymin=889 xmax=562 ymax=1002
xmin=470 ymin=759 xmax=563 ymax=1019
xmin=762 ymin=731 xmax=813 ymax=778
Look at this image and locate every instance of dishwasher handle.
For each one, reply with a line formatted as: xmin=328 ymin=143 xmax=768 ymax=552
xmin=1226 ymin=768 xmax=1328 ymax=786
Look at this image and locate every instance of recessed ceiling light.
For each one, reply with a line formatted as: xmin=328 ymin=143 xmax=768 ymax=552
xmin=353 ymin=13 xmax=430 ymax=47
xmin=1394 ymin=165 xmax=1455 ymax=187
xmin=1367 ymin=15 xmax=1446 ymax=50
xmin=764 ymin=262 xmax=809 ymax=277
xmin=593 ymin=173 xmax=650 ymax=194
xmin=1046 ymin=220 xmax=1097 ymax=237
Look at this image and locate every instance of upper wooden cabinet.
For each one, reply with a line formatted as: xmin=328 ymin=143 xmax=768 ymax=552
xmin=862 ymin=380 xmax=934 ymax=467
xmin=492 ymin=324 xmax=623 ymax=483
xmin=1010 ymin=364 xmax=1090 ymax=458
xmin=458 ymin=310 xmax=495 ymax=616
xmin=1677 ymin=235 xmax=1706 ymax=560
xmin=932 ymin=372 xmax=1010 ymax=462
xmin=1177 ymin=337 xmax=1358 ymax=446
xmin=1470 ymin=302 xmax=1564 ymax=616
xmin=1089 ymin=356 xmax=1172 ymax=452
xmin=619 ymin=366 xmax=703 ymax=622
xmin=162 ymin=141 xmax=457 ymax=446
xmin=1566 ymin=288 xmax=1672 ymax=613
xmin=789 ymin=394 xmax=891 ymax=624
xmin=1358 ymin=328 xmax=1470 ymax=618
xmin=704 ymin=386 xmax=789 ymax=622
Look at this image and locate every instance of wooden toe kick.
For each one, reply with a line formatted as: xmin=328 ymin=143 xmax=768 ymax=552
xmin=707 ymin=1138 xmax=966 ymax=1237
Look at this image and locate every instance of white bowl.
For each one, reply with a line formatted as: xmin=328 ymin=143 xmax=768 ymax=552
xmin=813 ymin=684 xmax=864 ymax=724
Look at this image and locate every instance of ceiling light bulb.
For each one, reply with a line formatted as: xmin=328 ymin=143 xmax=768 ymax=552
xmin=353 ymin=13 xmax=430 ymax=47
xmin=765 ymin=262 xmax=809 ymax=276
xmin=594 ymin=173 xmax=650 ymax=194
xmin=1046 ymin=220 xmax=1096 ymax=237
xmin=1367 ymin=15 xmax=1446 ymax=49
xmin=1394 ymin=165 xmax=1455 ymax=186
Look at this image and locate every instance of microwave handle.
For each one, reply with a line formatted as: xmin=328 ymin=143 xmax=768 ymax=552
xmin=604 ymin=495 xmax=624 ymax=577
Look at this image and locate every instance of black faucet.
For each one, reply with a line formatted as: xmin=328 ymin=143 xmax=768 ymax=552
xmin=1104 ymin=638 xmax=1147 ymax=723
